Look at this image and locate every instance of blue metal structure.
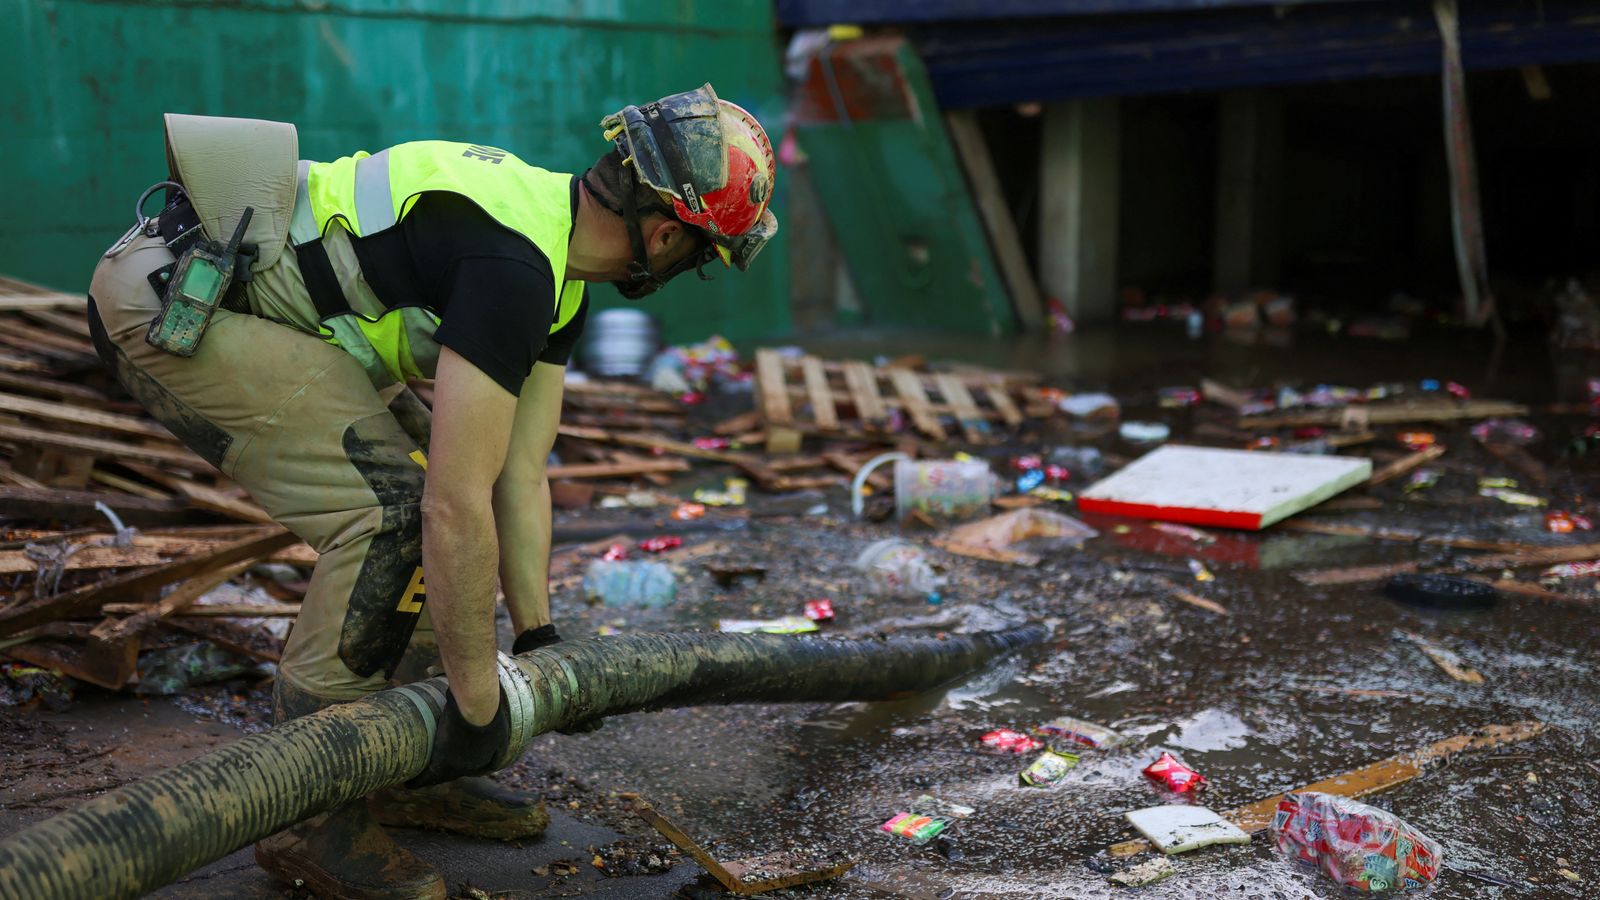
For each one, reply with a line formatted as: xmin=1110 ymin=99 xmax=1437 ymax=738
xmin=778 ymin=0 xmax=1600 ymax=108
xmin=776 ymin=0 xmax=1372 ymax=25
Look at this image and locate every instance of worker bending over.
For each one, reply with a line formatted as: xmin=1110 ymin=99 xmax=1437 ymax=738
xmin=86 ymin=84 xmax=777 ymax=899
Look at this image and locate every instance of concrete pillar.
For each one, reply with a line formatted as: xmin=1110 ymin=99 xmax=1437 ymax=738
xmin=1212 ymin=90 xmax=1283 ymax=294
xmin=1038 ymin=98 xmax=1121 ymax=324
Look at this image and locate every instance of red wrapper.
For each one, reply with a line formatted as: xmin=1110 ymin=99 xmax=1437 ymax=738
xmin=1546 ymin=511 xmax=1594 ymax=534
xmin=1445 ymin=381 xmax=1471 ymax=399
xmin=1397 ymin=431 xmax=1436 ymax=451
xmin=638 ymin=536 xmax=683 ymax=553
xmin=693 ymin=436 xmax=731 ymax=450
xmin=803 ymin=599 xmax=835 ymax=622
xmin=1012 ymin=455 xmax=1043 ymax=472
xmin=672 ymin=503 xmax=706 ymax=521
xmin=981 ymin=729 xmax=1044 ymax=754
xmin=601 ymin=543 xmax=629 ymax=561
xmin=1044 ymin=465 xmax=1070 ymax=482
xmin=1142 ymin=752 xmax=1205 ymax=793
xmin=678 ymin=391 xmax=706 ymax=405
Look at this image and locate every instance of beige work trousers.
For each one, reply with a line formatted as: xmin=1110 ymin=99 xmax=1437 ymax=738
xmin=88 ymin=222 xmax=436 ymax=699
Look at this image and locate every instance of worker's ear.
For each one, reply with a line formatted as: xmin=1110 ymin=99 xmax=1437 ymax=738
xmin=645 ymin=217 xmax=687 ymax=255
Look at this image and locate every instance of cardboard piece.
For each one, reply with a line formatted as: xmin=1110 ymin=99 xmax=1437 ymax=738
xmin=1078 ymin=445 xmax=1371 ymax=530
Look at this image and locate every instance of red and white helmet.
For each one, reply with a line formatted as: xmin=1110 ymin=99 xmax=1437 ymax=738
xmin=600 ymin=84 xmax=778 ymax=271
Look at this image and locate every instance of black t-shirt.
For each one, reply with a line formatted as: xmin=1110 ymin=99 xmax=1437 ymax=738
xmin=347 ymin=182 xmax=587 ymax=396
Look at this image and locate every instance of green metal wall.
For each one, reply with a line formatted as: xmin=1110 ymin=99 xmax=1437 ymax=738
xmin=793 ymin=39 xmax=1015 ymax=336
xmin=3 ymin=0 xmax=789 ymax=344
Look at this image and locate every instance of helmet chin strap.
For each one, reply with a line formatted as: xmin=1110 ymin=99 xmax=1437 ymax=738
xmin=582 ymin=161 xmax=716 ymax=300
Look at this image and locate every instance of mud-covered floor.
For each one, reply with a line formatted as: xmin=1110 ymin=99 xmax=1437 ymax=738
xmin=4 ymin=325 xmax=1600 ymax=898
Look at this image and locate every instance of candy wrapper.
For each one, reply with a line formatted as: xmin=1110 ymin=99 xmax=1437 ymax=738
xmin=637 ymin=536 xmax=682 ymax=553
xmin=1270 ymin=792 xmax=1442 ymax=893
xmin=1396 ymin=431 xmax=1435 ymax=451
xmin=1020 ymin=749 xmax=1080 ymax=786
xmin=981 ymin=729 xmax=1044 ymax=754
xmin=880 ymin=812 xmax=949 ymax=843
xmin=718 ymin=616 xmax=818 ymax=635
xmin=1545 ymin=511 xmax=1593 ymax=534
xmin=601 ymin=543 xmax=629 ymax=562
xmin=672 ymin=502 xmax=707 ymax=521
xmin=803 ymin=598 xmax=834 ymax=622
xmin=1403 ymin=469 xmax=1439 ymax=493
xmin=1143 ymin=752 xmax=1205 ymax=793
xmin=1036 ymin=716 xmax=1126 ymax=750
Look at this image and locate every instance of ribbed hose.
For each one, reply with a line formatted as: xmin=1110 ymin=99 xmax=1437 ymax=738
xmin=0 ymin=627 xmax=1043 ymax=900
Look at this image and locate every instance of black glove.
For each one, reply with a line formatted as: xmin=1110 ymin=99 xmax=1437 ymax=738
xmin=408 ymin=687 xmax=511 ymax=788
xmin=512 ymin=624 xmax=561 ymax=655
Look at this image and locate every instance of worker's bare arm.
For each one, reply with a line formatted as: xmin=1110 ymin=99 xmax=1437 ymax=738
xmin=422 ymin=347 xmax=517 ymax=726
xmin=493 ymin=362 xmax=566 ymax=634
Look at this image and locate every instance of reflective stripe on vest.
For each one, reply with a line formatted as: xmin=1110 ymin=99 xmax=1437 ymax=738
xmin=282 ymin=142 xmax=585 ymax=387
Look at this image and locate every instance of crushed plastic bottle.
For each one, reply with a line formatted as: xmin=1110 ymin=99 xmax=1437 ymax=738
xmin=854 ymin=539 xmax=947 ymax=601
xmin=583 ymin=560 xmax=677 ymax=608
xmin=1271 ymin=792 xmax=1442 ymax=894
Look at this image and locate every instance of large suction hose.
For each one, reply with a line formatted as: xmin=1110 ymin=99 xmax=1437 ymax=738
xmin=0 ymin=627 xmax=1043 ymax=900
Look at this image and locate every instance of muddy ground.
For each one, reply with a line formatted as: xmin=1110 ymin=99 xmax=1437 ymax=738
xmin=3 ymin=326 xmax=1599 ymax=898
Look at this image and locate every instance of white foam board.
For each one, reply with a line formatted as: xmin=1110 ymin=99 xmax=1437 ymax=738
xmin=1078 ymin=444 xmax=1371 ymax=530
xmin=1124 ymin=805 xmax=1251 ymax=854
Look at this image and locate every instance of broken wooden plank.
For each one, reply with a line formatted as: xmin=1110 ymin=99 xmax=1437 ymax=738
xmin=0 ymin=527 xmax=296 ymax=637
xmin=159 ymin=616 xmax=283 ymax=664
xmin=0 ymin=370 xmax=108 ymax=404
xmin=19 ymin=308 xmax=93 ymax=339
xmin=1239 ymin=398 xmax=1527 ymax=429
xmin=983 ymin=381 xmax=1024 ymax=428
xmin=945 ymin=109 xmax=1045 ymax=331
xmin=842 ymin=361 xmax=888 ymax=429
xmin=4 ymin=635 xmax=140 ymax=691
xmin=1110 ymin=721 xmax=1546 ymax=857
xmin=1277 ymin=519 xmax=1534 ymax=554
xmin=1294 ymin=540 xmax=1600 ymax=586
xmin=1365 ymin=444 xmax=1446 ymax=487
xmin=101 ymin=601 xmax=301 ymax=617
xmin=0 ymin=485 xmax=190 ymax=526
xmin=1396 ymin=630 xmax=1484 ymax=683
xmin=636 ymin=803 xmax=853 ymax=895
xmin=0 ymin=293 xmax=86 ymax=311
xmin=800 ymin=356 xmax=839 ymax=431
xmin=888 ymin=368 xmax=947 ymax=440
xmin=546 ymin=458 xmax=688 ymax=480
xmin=754 ymin=349 xmax=794 ymax=426
xmin=1477 ymin=438 xmax=1548 ymax=488
xmin=0 ymin=390 xmax=176 ymax=441
xmin=88 ymin=468 xmax=172 ymax=500
xmin=90 ymin=560 xmax=255 ymax=645
xmin=1150 ymin=576 xmax=1230 ymax=615
xmin=0 ymin=423 xmax=212 ymax=473
xmin=935 ymin=374 xmax=987 ymax=444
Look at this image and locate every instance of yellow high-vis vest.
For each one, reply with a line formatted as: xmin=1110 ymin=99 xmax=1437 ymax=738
xmin=287 ymin=141 xmax=586 ymax=386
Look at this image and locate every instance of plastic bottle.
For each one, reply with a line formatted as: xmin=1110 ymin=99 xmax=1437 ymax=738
xmin=582 ymin=560 xmax=677 ymax=608
xmin=854 ymin=539 xmax=946 ymax=600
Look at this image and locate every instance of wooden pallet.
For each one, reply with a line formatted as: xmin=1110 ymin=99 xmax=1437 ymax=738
xmin=754 ymin=349 xmax=1035 ymax=443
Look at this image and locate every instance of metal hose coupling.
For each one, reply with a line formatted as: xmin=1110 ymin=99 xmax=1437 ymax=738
xmin=389 ymin=651 xmax=539 ymax=772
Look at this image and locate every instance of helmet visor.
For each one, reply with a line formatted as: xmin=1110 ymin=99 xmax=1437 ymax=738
xmin=708 ymin=208 xmax=778 ymax=271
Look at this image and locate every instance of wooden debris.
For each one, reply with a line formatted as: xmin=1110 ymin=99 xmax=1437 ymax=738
xmin=1150 ymin=576 xmax=1230 ymax=615
xmin=751 ymin=350 xmax=1041 ymax=442
xmin=0 ymin=527 xmax=297 ymax=637
xmin=1239 ymin=398 xmax=1528 ymax=429
xmin=1294 ymin=539 xmax=1600 ymax=586
xmin=636 ymin=803 xmax=854 ymax=894
xmin=1365 ymin=444 xmax=1446 ymax=487
xmin=1396 ymin=630 xmax=1484 ymax=683
xmin=1110 ymin=721 xmax=1546 ymax=857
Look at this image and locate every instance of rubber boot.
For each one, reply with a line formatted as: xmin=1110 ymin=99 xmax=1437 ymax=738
xmin=369 ymin=777 xmax=551 ymax=842
xmin=253 ymin=680 xmax=447 ymax=900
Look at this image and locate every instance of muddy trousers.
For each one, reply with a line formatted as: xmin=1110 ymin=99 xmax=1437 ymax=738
xmin=88 ymin=225 xmax=438 ymax=699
